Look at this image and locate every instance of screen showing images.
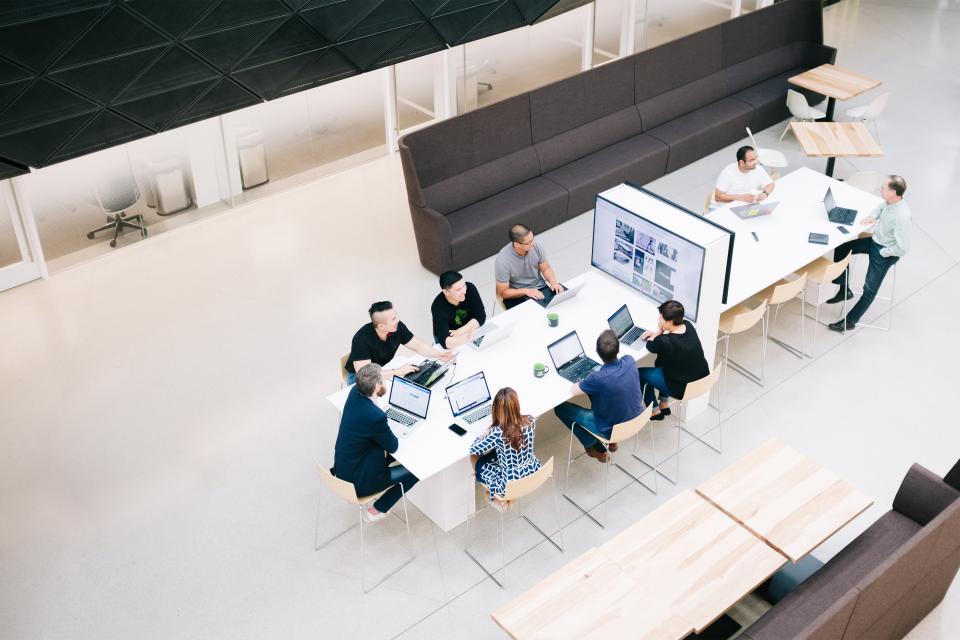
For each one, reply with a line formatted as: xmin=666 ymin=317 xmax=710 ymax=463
xmin=592 ymin=195 xmax=705 ymax=322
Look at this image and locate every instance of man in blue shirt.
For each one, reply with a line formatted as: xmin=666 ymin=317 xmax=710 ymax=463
xmin=553 ymin=330 xmax=643 ymax=463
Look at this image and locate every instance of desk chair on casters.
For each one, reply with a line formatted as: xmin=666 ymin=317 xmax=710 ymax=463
xmin=798 ymin=253 xmax=852 ymax=353
xmin=86 ymin=174 xmax=146 ymax=247
xmin=563 ymin=404 xmax=655 ymax=529
xmin=314 ymin=465 xmax=414 ymax=594
xmin=463 ymin=458 xmax=563 ymax=588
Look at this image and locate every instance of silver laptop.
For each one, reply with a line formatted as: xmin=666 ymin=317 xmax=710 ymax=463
xmin=446 ymin=371 xmax=493 ymax=429
xmin=731 ymin=200 xmax=779 ymax=219
xmin=535 ymin=282 xmax=586 ymax=309
xmin=470 ymin=322 xmax=514 ymax=351
xmin=385 ymin=376 xmax=431 ymax=437
xmin=608 ymin=304 xmax=646 ymax=346
xmin=547 ymin=331 xmax=601 ymax=384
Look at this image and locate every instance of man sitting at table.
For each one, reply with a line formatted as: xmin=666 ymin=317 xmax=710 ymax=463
xmin=345 ymin=301 xmax=453 ymax=383
xmin=712 ymin=146 xmax=775 ymax=209
xmin=495 ymin=223 xmax=565 ymax=310
xmin=553 ymin=330 xmax=644 ymax=463
xmin=334 ymin=364 xmax=418 ymax=522
xmin=828 ymin=175 xmax=911 ymax=332
xmin=431 ymin=270 xmax=487 ymax=348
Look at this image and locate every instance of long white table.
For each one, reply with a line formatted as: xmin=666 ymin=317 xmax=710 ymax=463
xmin=707 ymin=167 xmax=884 ymax=310
xmin=327 ymin=269 xmax=661 ymax=531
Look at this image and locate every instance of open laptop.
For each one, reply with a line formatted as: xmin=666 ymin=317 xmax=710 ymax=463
xmin=446 ymin=371 xmax=494 ymax=429
xmin=405 ymin=359 xmax=451 ymax=388
xmin=607 ymin=304 xmax=646 ymax=346
xmin=385 ymin=376 xmax=431 ymax=436
xmin=469 ymin=322 xmax=514 ymax=351
xmin=547 ymin=331 xmax=601 ymax=383
xmin=824 ymin=187 xmax=858 ymax=225
xmin=731 ymin=200 xmax=778 ymax=219
xmin=535 ymin=282 xmax=586 ymax=308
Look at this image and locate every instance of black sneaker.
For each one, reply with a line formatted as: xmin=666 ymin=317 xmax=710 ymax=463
xmin=826 ymin=289 xmax=854 ymax=304
xmin=828 ymin=319 xmax=856 ymax=332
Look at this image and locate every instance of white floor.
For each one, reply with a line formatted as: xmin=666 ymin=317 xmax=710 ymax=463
xmin=1 ymin=1 xmax=959 ymax=638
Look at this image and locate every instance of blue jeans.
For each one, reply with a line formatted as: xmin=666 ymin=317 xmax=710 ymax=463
xmin=554 ymin=401 xmax=609 ymax=450
xmin=637 ymin=367 xmax=674 ymax=410
xmin=345 ymin=372 xmax=356 ymax=385
xmin=833 ymin=238 xmax=899 ymax=324
xmin=372 ymin=464 xmax=418 ymax=513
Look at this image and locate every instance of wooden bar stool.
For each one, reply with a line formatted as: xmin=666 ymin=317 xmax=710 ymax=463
xmin=798 ymin=253 xmax=852 ymax=352
xmin=717 ymin=300 xmax=768 ymax=406
xmin=563 ymin=404 xmax=655 ymax=529
xmin=756 ymin=273 xmax=807 ymax=359
xmin=314 ymin=464 xmax=414 ymax=594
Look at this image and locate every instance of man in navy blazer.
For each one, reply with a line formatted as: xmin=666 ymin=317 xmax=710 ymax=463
xmin=334 ymin=363 xmax=418 ymax=521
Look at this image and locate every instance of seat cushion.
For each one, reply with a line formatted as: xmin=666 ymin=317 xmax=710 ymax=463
xmin=731 ymin=67 xmax=808 ymax=131
xmin=422 ymin=147 xmax=541 ymax=214
xmin=446 ymin=178 xmax=568 ymax=269
xmin=637 ymin=72 xmax=729 ymax=131
xmin=646 ymin=99 xmax=755 ymax=173
xmin=543 ymin=134 xmax=668 ymax=216
xmin=535 ymin=106 xmax=643 ymax=174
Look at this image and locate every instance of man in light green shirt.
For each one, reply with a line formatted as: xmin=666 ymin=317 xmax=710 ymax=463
xmin=828 ymin=175 xmax=911 ymax=332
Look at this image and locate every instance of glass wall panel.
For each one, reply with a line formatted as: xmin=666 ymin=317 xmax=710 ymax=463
xmin=594 ymin=0 xmax=629 ymax=64
xmin=396 ymin=51 xmax=440 ymax=132
xmin=644 ymin=0 xmax=728 ymax=49
xmin=0 ymin=183 xmax=20 ymax=268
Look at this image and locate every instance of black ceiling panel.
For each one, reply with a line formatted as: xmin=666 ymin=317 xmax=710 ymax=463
xmin=0 ymin=159 xmax=28 ymax=180
xmin=0 ymin=0 xmax=564 ymax=172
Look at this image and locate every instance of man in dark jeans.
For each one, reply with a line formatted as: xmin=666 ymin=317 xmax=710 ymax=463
xmin=828 ymin=175 xmax=911 ymax=332
xmin=333 ymin=363 xmax=418 ymax=522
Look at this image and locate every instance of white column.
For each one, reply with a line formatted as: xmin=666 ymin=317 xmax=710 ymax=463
xmin=434 ymin=49 xmax=456 ymax=121
xmin=581 ymin=2 xmax=596 ymax=71
xmin=8 ymin=177 xmax=46 ymax=279
xmin=620 ymin=0 xmax=637 ymax=57
xmin=731 ymin=0 xmax=743 ymax=18
xmin=384 ymin=67 xmax=399 ymax=153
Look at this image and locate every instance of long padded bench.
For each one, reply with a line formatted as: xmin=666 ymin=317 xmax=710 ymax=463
xmin=399 ymin=0 xmax=835 ymax=274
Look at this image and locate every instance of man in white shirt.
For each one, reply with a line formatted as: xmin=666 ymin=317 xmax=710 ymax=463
xmin=713 ymin=146 xmax=775 ymax=208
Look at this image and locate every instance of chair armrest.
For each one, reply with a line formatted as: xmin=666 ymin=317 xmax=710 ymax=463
xmin=408 ymin=203 xmax=454 ymax=274
xmin=892 ymin=463 xmax=960 ymax=525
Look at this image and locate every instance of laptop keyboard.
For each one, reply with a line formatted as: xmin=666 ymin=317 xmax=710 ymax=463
xmin=406 ymin=360 xmax=441 ymax=386
xmin=563 ymin=359 xmax=598 ymax=381
xmin=386 ymin=408 xmax=417 ymax=427
xmin=463 ymin=404 xmax=491 ymax=424
xmin=622 ymin=326 xmax=644 ymax=344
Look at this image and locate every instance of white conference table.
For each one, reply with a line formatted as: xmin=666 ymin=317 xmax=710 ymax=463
xmin=327 ymin=269 xmax=661 ymax=531
xmin=707 ymin=167 xmax=884 ymax=311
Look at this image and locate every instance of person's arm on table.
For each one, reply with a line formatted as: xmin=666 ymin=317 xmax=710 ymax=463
xmin=539 ymin=260 xmax=564 ymax=294
xmin=404 ymin=336 xmax=454 ymax=362
xmin=715 ymin=188 xmax=758 ymax=204
xmin=351 ymin=358 xmax=418 ymax=380
xmin=371 ymin=416 xmax=399 ymax=456
xmin=469 ymin=428 xmax=496 ymax=468
xmin=496 ymin=279 xmax=544 ymax=302
xmin=755 ymin=167 xmax=774 ymax=201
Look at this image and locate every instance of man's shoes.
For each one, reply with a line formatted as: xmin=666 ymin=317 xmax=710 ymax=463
xmin=659 ymin=407 xmax=671 ymax=416
xmin=608 ymin=442 xmax=619 ymax=453
xmin=364 ymin=508 xmax=389 ymax=523
xmin=650 ymin=412 xmax=665 ymax=421
xmin=584 ymin=445 xmax=609 ymax=463
xmin=826 ymin=288 xmax=854 ymax=304
xmin=828 ymin=319 xmax=856 ymax=333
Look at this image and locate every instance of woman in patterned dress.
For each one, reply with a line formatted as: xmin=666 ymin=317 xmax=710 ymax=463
xmin=469 ymin=387 xmax=541 ymax=511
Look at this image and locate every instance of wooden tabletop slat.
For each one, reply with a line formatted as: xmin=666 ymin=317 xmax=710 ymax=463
xmin=789 ymin=63 xmax=882 ymax=100
xmin=791 ymin=122 xmax=883 ymax=158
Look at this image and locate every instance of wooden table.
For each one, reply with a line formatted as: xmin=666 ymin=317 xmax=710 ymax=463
xmin=789 ymin=63 xmax=882 ymax=121
xmin=790 ymin=121 xmax=882 ymax=177
xmin=697 ymin=439 xmax=874 ymax=562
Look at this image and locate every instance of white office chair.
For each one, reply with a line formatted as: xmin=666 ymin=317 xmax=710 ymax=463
xmin=780 ymin=89 xmax=827 ymax=142
xmin=845 ymin=92 xmax=889 ymax=143
xmin=845 ymin=171 xmax=879 ymax=194
xmin=746 ymin=127 xmax=788 ymax=174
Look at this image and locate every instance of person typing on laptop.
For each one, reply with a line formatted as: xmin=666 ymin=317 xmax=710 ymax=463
xmin=495 ymin=224 xmax=564 ymax=310
xmin=431 ymin=270 xmax=486 ymax=348
xmin=638 ymin=300 xmax=710 ymax=421
xmin=712 ymin=146 xmax=775 ymax=209
xmin=333 ymin=364 xmax=419 ymax=522
xmin=345 ymin=300 xmax=453 ymax=384
xmin=553 ymin=330 xmax=644 ymax=463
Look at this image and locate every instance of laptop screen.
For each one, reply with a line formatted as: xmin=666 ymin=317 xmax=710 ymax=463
xmin=824 ymin=187 xmax=836 ymax=211
xmin=548 ymin=331 xmax=586 ymax=370
xmin=446 ymin=371 xmax=491 ymax=416
xmin=389 ymin=376 xmax=431 ymax=419
xmin=608 ymin=304 xmax=633 ymax=338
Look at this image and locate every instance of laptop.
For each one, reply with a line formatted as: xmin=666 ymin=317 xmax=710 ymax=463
xmin=731 ymin=200 xmax=779 ymax=219
xmin=470 ymin=322 xmax=514 ymax=351
xmin=824 ymin=187 xmax=858 ymax=225
xmin=607 ymin=304 xmax=646 ymax=346
xmin=547 ymin=331 xmax=601 ymax=383
xmin=385 ymin=376 xmax=431 ymax=436
xmin=405 ymin=359 xmax=451 ymax=388
xmin=446 ymin=371 xmax=494 ymax=429
xmin=535 ymin=282 xmax=586 ymax=308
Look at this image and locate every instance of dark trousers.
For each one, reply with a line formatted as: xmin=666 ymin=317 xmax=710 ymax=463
xmin=832 ymin=238 xmax=899 ymax=324
xmin=372 ymin=464 xmax=418 ymax=513
xmin=637 ymin=367 xmax=676 ymax=409
xmin=503 ymin=285 xmax=554 ymax=309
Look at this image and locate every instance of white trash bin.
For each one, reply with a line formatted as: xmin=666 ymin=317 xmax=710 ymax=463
xmin=149 ymin=158 xmax=192 ymax=215
xmin=236 ymin=129 xmax=268 ymax=189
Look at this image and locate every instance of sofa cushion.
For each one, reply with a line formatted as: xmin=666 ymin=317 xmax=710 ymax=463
xmin=730 ymin=68 xmax=805 ymax=131
xmin=635 ymin=25 xmax=722 ymax=101
xmin=745 ymin=575 xmax=858 ymax=640
xmin=723 ymin=43 xmax=805 ymax=95
xmin=470 ymin=93 xmax=534 ymax=166
xmin=637 ymin=72 xmax=728 ymax=131
xmin=721 ymin=0 xmax=823 ymax=67
xmin=446 ymin=178 xmax=568 ymax=269
xmin=422 ymin=147 xmax=541 ymax=214
xmin=535 ymin=106 xmax=643 ymax=173
xmin=893 ymin=463 xmax=960 ymax=526
xmin=646 ymin=98 xmax=754 ymax=172
xmin=543 ymin=134 xmax=668 ymax=216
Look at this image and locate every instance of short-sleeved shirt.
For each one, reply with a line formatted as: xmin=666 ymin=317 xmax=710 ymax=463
xmin=579 ymin=355 xmax=644 ymax=435
xmin=345 ymin=321 xmax=414 ymax=373
xmin=431 ymin=282 xmax=487 ymax=347
xmin=494 ymin=241 xmax=548 ymax=290
xmin=715 ymin=162 xmax=772 ymax=196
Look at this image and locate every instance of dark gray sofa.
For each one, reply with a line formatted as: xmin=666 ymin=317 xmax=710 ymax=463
xmin=399 ymin=0 xmax=835 ymax=274
xmin=742 ymin=458 xmax=960 ymax=640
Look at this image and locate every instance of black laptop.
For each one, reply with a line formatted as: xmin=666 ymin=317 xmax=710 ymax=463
xmin=404 ymin=359 xmax=450 ymax=388
xmin=824 ymin=187 xmax=857 ymax=225
xmin=547 ymin=331 xmax=601 ymax=383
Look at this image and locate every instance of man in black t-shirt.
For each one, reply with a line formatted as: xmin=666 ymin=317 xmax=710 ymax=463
xmin=345 ymin=301 xmax=453 ymax=383
xmin=431 ymin=271 xmax=487 ymax=348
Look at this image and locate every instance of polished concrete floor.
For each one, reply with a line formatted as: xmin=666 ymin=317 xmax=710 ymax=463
xmin=1 ymin=1 xmax=959 ymax=638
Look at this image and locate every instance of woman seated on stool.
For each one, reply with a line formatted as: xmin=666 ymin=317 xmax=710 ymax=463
xmin=469 ymin=387 xmax=541 ymax=511
xmin=637 ymin=300 xmax=710 ymax=420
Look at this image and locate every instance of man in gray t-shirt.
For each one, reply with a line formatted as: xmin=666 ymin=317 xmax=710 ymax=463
xmin=494 ymin=224 xmax=564 ymax=309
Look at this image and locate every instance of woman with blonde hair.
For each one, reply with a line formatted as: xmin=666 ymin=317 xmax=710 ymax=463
xmin=469 ymin=387 xmax=541 ymax=510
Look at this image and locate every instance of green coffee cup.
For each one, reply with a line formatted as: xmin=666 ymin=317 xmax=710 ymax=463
xmin=534 ymin=362 xmax=550 ymax=378
xmin=547 ymin=312 xmax=559 ymax=327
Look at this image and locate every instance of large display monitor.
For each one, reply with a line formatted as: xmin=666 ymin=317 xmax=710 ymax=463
xmin=591 ymin=193 xmax=705 ymax=322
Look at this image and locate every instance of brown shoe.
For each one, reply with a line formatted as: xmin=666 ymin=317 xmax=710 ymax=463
xmin=584 ymin=446 xmax=609 ymax=463
xmin=608 ymin=442 xmax=619 ymax=452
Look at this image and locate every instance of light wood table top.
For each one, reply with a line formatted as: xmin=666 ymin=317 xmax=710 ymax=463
xmin=789 ymin=64 xmax=881 ymax=101
xmin=791 ymin=122 xmax=883 ymax=158
xmin=697 ymin=439 xmax=874 ymax=562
